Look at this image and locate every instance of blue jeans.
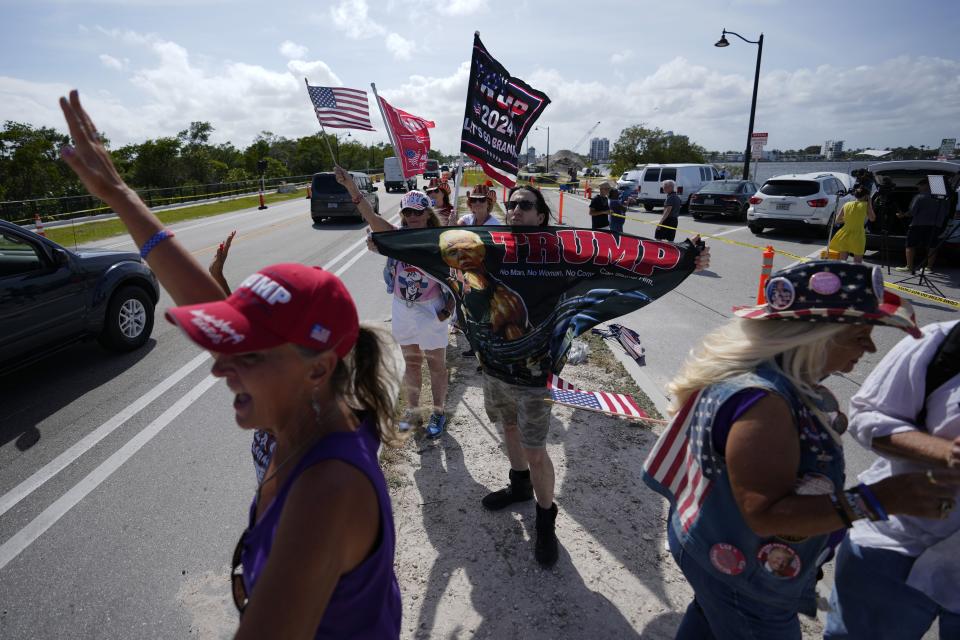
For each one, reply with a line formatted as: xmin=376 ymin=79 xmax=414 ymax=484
xmin=825 ymin=536 xmax=960 ymax=639
xmin=668 ymin=525 xmax=802 ymax=640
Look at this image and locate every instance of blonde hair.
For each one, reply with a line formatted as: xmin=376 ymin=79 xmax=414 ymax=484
xmin=667 ymin=319 xmax=847 ymax=415
xmin=301 ymin=324 xmax=404 ymax=447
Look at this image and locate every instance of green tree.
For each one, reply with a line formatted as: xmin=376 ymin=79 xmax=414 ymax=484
xmin=0 ymin=121 xmax=75 ymax=200
xmin=131 ymin=137 xmax=184 ymax=188
xmin=609 ymin=124 xmax=706 ymax=174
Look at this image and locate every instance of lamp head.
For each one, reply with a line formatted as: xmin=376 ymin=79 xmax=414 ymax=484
xmin=715 ymin=32 xmax=730 ymax=47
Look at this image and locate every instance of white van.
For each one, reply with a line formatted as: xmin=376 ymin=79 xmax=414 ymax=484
xmin=383 ymin=157 xmax=416 ymax=193
xmin=637 ymin=164 xmax=720 ymax=211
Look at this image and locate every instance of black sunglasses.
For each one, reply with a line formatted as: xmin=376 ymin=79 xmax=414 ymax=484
xmin=401 ymin=208 xmax=426 ymax=217
xmin=505 ymin=200 xmax=536 ymax=212
xmin=425 ymin=187 xmax=441 ymax=194
xmin=231 ymin=530 xmax=249 ymax=613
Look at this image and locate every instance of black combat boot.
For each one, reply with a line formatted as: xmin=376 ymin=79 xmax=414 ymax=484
xmin=535 ymin=502 xmax=559 ymax=567
xmin=481 ymin=469 xmax=533 ymax=510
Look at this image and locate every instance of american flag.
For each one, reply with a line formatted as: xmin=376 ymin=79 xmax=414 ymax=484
xmin=546 ymin=374 xmax=651 ymax=420
xmin=642 ymin=390 xmax=716 ymax=532
xmin=305 ymin=83 xmax=375 ymax=131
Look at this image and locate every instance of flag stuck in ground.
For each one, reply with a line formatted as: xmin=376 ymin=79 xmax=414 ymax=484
xmin=305 ymin=82 xmax=375 ymax=131
xmin=546 ymin=374 xmax=652 ymax=420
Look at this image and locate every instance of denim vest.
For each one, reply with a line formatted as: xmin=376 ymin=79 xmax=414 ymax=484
xmin=654 ymin=364 xmax=845 ymax=609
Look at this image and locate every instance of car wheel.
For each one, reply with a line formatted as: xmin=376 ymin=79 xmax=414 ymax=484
xmin=643 ymin=203 xmax=654 ymax=212
xmin=98 ymin=285 xmax=154 ymax=352
xmin=748 ymin=223 xmax=765 ymax=235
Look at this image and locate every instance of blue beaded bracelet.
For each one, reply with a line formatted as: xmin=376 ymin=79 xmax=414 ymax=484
xmin=856 ymin=483 xmax=889 ymax=521
xmin=140 ymin=229 xmax=174 ymax=259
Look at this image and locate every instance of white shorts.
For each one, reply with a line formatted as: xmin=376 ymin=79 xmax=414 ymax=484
xmin=391 ymin=297 xmax=451 ymax=351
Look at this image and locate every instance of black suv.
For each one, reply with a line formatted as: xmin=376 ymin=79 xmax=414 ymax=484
xmin=0 ymin=220 xmax=160 ymax=373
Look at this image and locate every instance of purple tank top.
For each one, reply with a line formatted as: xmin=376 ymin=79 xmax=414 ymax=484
xmin=240 ymin=416 xmax=401 ymax=639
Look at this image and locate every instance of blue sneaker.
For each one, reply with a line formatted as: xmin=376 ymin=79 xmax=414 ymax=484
xmin=425 ymin=412 xmax=447 ymax=439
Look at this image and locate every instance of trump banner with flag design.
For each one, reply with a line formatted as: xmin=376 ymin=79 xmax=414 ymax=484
xmin=373 ymin=227 xmax=698 ymax=387
xmin=460 ymin=33 xmax=551 ymax=187
xmin=378 ymin=96 xmax=435 ymax=178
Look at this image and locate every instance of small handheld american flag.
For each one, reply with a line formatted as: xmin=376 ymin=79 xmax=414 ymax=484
xmin=305 ymin=82 xmax=375 ymax=132
xmin=546 ymin=374 xmax=657 ymax=421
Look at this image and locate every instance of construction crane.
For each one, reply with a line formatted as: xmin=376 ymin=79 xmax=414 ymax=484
xmin=571 ymin=121 xmax=601 ymax=155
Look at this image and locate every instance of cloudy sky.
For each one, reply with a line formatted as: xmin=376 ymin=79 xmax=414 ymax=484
xmin=2 ymin=0 xmax=958 ymax=156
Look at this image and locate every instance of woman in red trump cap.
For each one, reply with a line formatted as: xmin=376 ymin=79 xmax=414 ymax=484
xmin=59 ymin=90 xmax=401 ymax=639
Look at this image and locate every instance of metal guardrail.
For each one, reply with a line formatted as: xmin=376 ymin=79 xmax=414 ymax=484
xmin=1 ymin=168 xmax=387 ymax=224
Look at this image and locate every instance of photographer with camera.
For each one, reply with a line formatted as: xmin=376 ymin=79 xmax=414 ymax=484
xmin=829 ymin=185 xmax=876 ymax=264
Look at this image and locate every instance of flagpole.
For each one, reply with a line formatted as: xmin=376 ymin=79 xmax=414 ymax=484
xmin=451 ymin=152 xmax=465 ymax=220
xmin=305 ymin=77 xmax=341 ymax=167
xmin=370 ymin=83 xmax=405 ymax=184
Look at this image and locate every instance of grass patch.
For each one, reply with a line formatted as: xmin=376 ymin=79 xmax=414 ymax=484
xmin=44 ymin=189 xmax=307 ymax=246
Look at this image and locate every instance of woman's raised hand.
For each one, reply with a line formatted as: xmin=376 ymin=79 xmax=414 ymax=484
xmin=58 ymin=90 xmax=130 ymax=203
xmin=333 ymin=166 xmax=359 ymax=195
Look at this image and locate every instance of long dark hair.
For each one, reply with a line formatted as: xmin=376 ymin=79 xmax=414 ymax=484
xmin=507 ymin=185 xmax=552 ymax=226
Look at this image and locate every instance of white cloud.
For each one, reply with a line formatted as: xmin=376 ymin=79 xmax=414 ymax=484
xmin=385 ymin=33 xmax=416 ymax=61
xmin=99 ymin=54 xmax=125 ymax=71
xmin=328 ymin=0 xmax=386 ymax=39
xmin=278 ymin=40 xmax=308 ymax=60
xmin=438 ymin=0 xmax=488 ymax=15
xmin=610 ymin=50 xmax=633 ymax=65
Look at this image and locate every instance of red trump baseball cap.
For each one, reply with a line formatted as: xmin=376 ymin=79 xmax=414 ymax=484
xmin=165 ymin=263 xmax=359 ymax=357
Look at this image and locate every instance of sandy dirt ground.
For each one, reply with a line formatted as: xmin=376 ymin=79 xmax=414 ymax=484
xmin=386 ymin=332 xmax=826 ymax=639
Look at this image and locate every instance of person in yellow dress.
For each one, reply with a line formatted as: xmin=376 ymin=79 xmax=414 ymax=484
xmin=828 ymin=185 xmax=876 ymax=263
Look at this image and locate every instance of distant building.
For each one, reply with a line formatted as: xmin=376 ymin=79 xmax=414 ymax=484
xmin=523 ymin=146 xmax=537 ymax=165
xmin=589 ymin=137 xmax=610 ymax=163
xmin=821 ymin=139 xmax=844 ymax=159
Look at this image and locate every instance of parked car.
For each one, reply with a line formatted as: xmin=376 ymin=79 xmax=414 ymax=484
xmin=423 ymin=159 xmax=440 ymax=180
xmin=383 ymin=157 xmax=416 ymax=193
xmin=310 ymin=171 xmax=379 ymax=224
xmin=0 ymin=220 xmax=159 ymax=374
xmin=617 ymin=167 xmax=646 ymax=194
xmin=636 ymin=164 xmax=721 ymax=211
xmin=746 ymin=172 xmax=855 ymax=236
xmin=864 ymin=160 xmax=960 ymax=251
xmin=689 ymin=180 xmax=759 ymax=220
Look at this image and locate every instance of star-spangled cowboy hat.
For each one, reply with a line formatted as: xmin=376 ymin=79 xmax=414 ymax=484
xmin=733 ymin=261 xmax=921 ymax=338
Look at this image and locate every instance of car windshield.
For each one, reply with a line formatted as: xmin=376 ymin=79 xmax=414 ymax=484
xmin=312 ymin=174 xmax=347 ymax=194
xmin=760 ymin=180 xmax=819 ymax=197
xmin=700 ymin=181 xmax=741 ymax=193
xmin=426 ymin=160 xmax=439 ymax=170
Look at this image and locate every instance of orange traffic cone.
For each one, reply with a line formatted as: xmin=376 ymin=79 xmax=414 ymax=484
xmin=756 ymin=246 xmax=775 ymax=304
xmin=34 ymin=213 xmax=46 ymax=237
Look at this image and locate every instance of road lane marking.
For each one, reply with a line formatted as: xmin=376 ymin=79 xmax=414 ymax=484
xmin=0 ymin=375 xmax=219 ymax=572
xmin=0 ymin=352 xmax=211 ymax=519
xmin=0 ymin=210 xmax=402 ymax=565
xmin=101 ymin=200 xmax=308 ymax=248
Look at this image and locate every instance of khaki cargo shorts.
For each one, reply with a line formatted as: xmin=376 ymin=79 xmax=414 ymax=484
xmin=482 ymin=373 xmax=552 ymax=449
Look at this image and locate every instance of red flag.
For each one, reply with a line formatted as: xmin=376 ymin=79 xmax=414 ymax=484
xmin=378 ymin=97 xmax=435 ymax=179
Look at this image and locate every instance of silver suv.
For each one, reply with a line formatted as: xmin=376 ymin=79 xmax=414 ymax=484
xmin=746 ymin=173 xmax=854 ymax=236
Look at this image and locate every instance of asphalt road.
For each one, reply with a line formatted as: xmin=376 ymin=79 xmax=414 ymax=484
xmin=0 ymin=183 xmax=956 ymax=638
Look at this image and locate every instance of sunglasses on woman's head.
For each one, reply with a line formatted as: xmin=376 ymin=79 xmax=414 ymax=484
xmin=505 ymin=200 xmax=536 ymax=211
xmin=401 ymin=209 xmax=426 ymax=217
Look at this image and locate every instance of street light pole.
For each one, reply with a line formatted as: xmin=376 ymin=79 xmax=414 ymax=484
xmin=716 ymin=29 xmax=763 ymax=181
xmin=537 ymin=125 xmax=550 ymax=172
